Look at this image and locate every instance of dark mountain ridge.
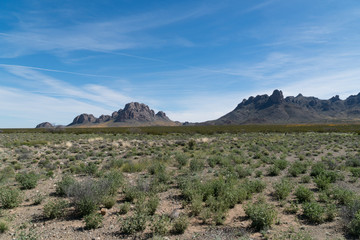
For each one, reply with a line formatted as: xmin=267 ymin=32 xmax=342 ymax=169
xmin=67 ymin=102 xmax=176 ymax=127
xmin=205 ymin=90 xmax=360 ymax=125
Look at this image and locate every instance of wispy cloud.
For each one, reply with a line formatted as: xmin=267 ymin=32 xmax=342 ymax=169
xmin=0 ymin=3 xmax=217 ymax=58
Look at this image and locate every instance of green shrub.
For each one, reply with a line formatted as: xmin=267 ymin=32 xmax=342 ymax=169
xmin=147 ymin=194 xmax=159 ymax=215
xmin=325 ymin=203 xmax=337 ymax=221
xmin=235 ymin=166 xmax=252 ymax=178
xmin=43 ymin=199 xmax=68 ymax=219
xmin=310 ymin=162 xmax=326 ymax=177
xmin=66 ymin=179 xmax=113 ymax=217
xmin=267 ymin=166 xmax=280 ymax=176
xmin=313 ymin=174 xmax=331 ymax=190
xmin=274 ymin=158 xmax=288 ymax=170
xmin=273 ymin=179 xmax=292 ymax=200
xmin=84 ymin=212 xmax=103 ymax=230
xmin=16 ymin=172 xmax=38 ymax=189
xmin=121 ymin=213 xmax=147 ymax=234
xmin=33 ymin=192 xmax=45 ymax=205
xmin=118 ymin=202 xmax=130 ymax=215
xmin=0 ymin=221 xmax=8 ymax=233
xmin=349 ymin=211 xmax=360 ymax=237
xmin=151 ymin=215 xmax=170 ymax=236
xmin=331 ymin=187 xmax=355 ymax=205
xmin=55 ymin=175 xmax=75 ymax=196
xmin=175 ymin=153 xmax=188 ymax=168
xmin=0 ymin=187 xmax=22 ymax=209
xmin=302 ymin=201 xmax=324 ymax=223
xmin=295 ymin=185 xmax=313 ymax=203
xmin=245 ymin=202 xmax=277 ymax=230
xmin=102 ymin=196 xmax=116 ymax=209
xmin=171 ymin=214 xmax=189 ymax=234
xmin=288 ymin=161 xmax=307 ymax=177
xmin=245 ymin=179 xmax=266 ymax=194
xmin=189 ymin=158 xmax=204 ymax=172
xmin=350 ymin=168 xmax=360 ymax=178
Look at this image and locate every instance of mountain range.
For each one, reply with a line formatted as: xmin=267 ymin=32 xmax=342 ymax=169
xmin=36 ymin=90 xmax=360 ymax=128
xmin=205 ymin=90 xmax=360 ymax=125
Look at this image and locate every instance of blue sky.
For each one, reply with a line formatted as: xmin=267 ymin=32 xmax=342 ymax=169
xmin=1 ymin=0 xmax=360 ymax=127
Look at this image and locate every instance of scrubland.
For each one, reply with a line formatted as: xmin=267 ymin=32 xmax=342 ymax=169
xmin=1 ymin=128 xmax=360 ymax=239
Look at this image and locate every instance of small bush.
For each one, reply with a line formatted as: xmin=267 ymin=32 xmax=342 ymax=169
xmin=16 ymin=172 xmax=38 ymax=189
xmin=295 ymin=185 xmax=313 ymax=203
xmin=151 ymin=215 xmax=170 ymax=236
xmin=0 ymin=187 xmax=22 ymax=209
xmin=245 ymin=202 xmax=277 ymax=230
xmin=147 ymin=194 xmax=160 ymax=215
xmin=84 ymin=212 xmax=103 ymax=230
xmin=245 ymin=179 xmax=266 ymax=194
xmin=33 ymin=193 xmax=45 ymax=205
xmin=314 ymin=174 xmax=331 ymax=190
xmin=189 ymin=158 xmax=204 ymax=172
xmin=302 ymin=201 xmax=324 ymax=223
xmin=288 ymin=161 xmax=307 ymax=177
xmin=175 ymin=153 xmax=188 ymax=168
xmin=55 ymin=175 xmax=75 ymax=196
xmin=119 ymin=202 xmax=131 ymax=215
xmin=267 ymin=166 xmax=280 ymax=176
xmin=0 ymin=221 xmax=8 ymax=233
xmin=43 ymin=199 xmax=68 ymax=219
xmin=171 ymin=214 xmax=189 ymax=234
xmin=121 ymin=213 xmax=147 ymax=234
xmin=273 ymin=179 xmax=292 ymax=200
xmin=102 ymin=196 xmax=116 ymax=209
xmin=349 ymin=211 xmax=360 ymax=237
xmin=274 ymin=158 xmax=288 ymax=170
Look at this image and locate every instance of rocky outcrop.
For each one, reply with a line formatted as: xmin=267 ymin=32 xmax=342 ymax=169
xmin=206 ymin=90 xmax=360 ymax=125
xmin=68 ymin=114 xmax=96 ymax=126
xmin=36 ymin=122 xmax=54 ymax=128
xmin=65 ymin=102 xmax=176 ymax=127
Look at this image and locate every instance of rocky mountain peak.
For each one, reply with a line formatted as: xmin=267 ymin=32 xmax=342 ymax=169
xmin=69 ymin=113 xmax=96 ymax=126
xmin=269 ymin=89 xmax=284 ymax=104
xmin=36 ymin=122 xmax=54 ymax=128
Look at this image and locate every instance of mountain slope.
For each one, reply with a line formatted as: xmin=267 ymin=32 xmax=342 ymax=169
xmin=205 ymin=90 xmax=360 ymax=125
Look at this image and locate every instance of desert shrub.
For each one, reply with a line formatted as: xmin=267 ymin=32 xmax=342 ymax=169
xmin=274 ymin=158 xmax=288 ymax=170
xmin=288 ymin=161 xmax=307 ymax=177
xmin=175 ymin=153 xmax=188 ymax=168
xmin=207 ymin=155 xmax=221 ymax=168
xmin=55 ymin=175 xmax=75 ymax=196
xmin=151 ymin=215 xmax=170 ymax=236
xmin=0 ymin=166 xmax=15 ymax=184
xmin=66 ymin=179 xmax=112 ymax=217
xmin=189 ymin=158 xmax=204 ymax=172
xmin=189 ymin=194 xmax=203 ymax=216
xmin=84 ymin=212 xmax=103 ymax=229
xmin=245 ymin=202 xmax=277 ymax=230
xmin=346 ymin=157 xmax=360 ymax=167
xmin=0 ymin=221 xmax=8 ymax=233
xmin=325 ymin=203 xmax=337 ymax=221
xmin=244 ymin=179 xmax=266 ymax=194
xmin=0 ymin=187 xmax=22 ymax=209
xmin=301 ymin=175 xmax=311 ymax=183
xmin=267 ymin=166 xmax=280 ymax=176
xmin=147 ymin=194 xmax=160 ymax=215
xmin=349 ymin=211 xmax=360 ymax=237
xmin=350 ymin=168 xmax=360 ymax=178
xmin=119 ymin=202 xmax=131 ymax=215
xmin=122 ymin=161 xmax=147 ymax=173
xmin=235 ymin=166 xmax=252 ymax=178
xmin=331 ymin=187 xmax=355 ymax=205
xmin=273 ymin=179 xmax=292 ymax=200
xmin=295 ymin=185 xmax=313 ymax=203
xmin=43 ymin=199 xmax=68 ymax=219
xmin=84 ymin=162 xmax=98 ymax=176
xmin=102 ymin=196 xmax=116 ymax=209
xmin=121 ymin=212 xmax=147 ymax=234
xmin=16 ymin=172 xmax=39 ymax=189
xmin=310 ymin=162 xmax=326 ymax=177
xmin=313 ymin=174 xmax=331 ymax=190
xmin=171 ymin=214 xmax=189 ymax=234
xmin=33 ymin=193 xmax=45 ymax=205
xmin=102 ymin=170 xmax=124 ymax=195
xmin=302 ymin=201 xmax=324 ymax=223
xmin=106 ymin=158 xmax=124 ymax=169
xmin=123 ymin=186 xmax=144 ymax=203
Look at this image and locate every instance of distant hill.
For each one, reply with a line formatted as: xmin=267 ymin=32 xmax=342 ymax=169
xmin=36 ymin=102 xmax=179 ymax=128
xmin=204 ymin=90 xmax=360 ymax=125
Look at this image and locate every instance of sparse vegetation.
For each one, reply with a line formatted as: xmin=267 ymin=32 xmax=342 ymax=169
xmin=0 ymin=127 xmax=360 ymax=239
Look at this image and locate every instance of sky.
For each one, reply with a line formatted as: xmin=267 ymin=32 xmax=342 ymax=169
xmin=1 ymin=0 xmax=360 ymax=128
